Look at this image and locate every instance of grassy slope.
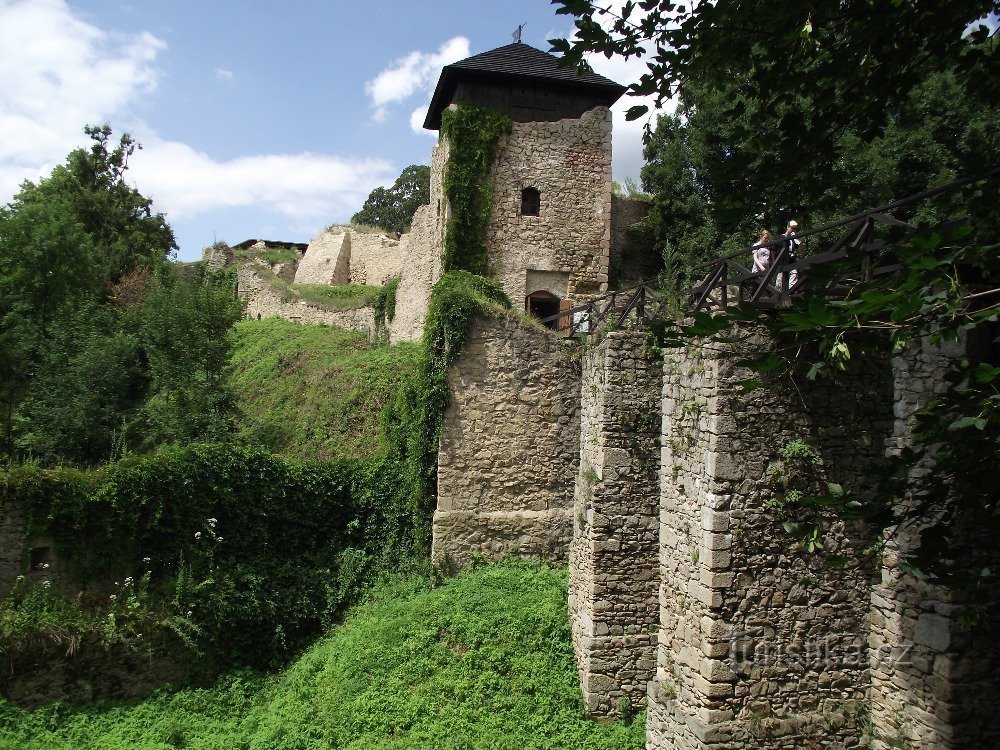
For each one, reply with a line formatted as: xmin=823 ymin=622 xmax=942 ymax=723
xmin=0 ymin=562 xmax=645 ymax=750
xmin=229 ymin=319 xmax=419 ymax=461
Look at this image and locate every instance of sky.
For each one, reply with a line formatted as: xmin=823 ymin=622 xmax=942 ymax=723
xmin=0 ymin=0 xmax=661 ymax=261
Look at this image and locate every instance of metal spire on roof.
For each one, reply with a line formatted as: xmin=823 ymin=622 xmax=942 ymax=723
xmin=512 ymin=22 xmax=526 ymax=43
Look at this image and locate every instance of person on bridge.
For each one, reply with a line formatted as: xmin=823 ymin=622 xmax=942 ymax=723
xmin=752 ymin=229 xmax=772 ymax=273
xmin=782 ymin=220 xmax=802 ymax=288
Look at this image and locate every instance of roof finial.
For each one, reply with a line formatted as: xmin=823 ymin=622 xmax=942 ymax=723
xmin=512 ymin=22 xmax=526 ymax=43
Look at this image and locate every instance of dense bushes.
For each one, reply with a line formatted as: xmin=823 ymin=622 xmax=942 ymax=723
xmin=1 ymin=445 xmax=414 ymax=666
xmin=0 ymin=127 xmax=243 ymax=466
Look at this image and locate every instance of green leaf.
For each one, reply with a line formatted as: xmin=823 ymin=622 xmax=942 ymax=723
xmin=806 ymin=362 xmax=825 ymax=381
xmin=974 ymin=363 xmax=1000 ymax=384
xmin=625 ymin=105 xmax=649 ymax=121
xmin=948 ymin=416 xmax=986 ymax=431
xmin=744 ymin=352 xmax=788 ymax=374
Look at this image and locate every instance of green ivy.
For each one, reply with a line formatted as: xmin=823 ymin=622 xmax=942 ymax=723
xmin=373 ymin=275 xmax=400 ymax=339
xmin=440 ymin=102 xmax=512 ymax=274
xmin=0 ymin=445 xmax=414 ymax=666
xmin=385 ymin=271 xmax=510 ymax=550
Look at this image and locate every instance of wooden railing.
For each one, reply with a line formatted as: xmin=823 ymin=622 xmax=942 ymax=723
xmin=538 ymin=282 xmax=664 ymax=336
xmin=538 ymin=170 xmax=996 ymax=336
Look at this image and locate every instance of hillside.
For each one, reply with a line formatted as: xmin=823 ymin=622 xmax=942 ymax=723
xmin=229 ymin=319 xmax=420 ymax=461
xmin=0 ymin=562 xmax=644 ymax=750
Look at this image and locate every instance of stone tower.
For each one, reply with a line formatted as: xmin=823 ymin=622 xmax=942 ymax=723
xmin=423 ymin=42 xmax=626 ymax=319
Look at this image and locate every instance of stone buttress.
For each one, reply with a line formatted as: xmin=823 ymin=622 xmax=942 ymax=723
xmin=569 ymin=330 xmax=662 ymax=716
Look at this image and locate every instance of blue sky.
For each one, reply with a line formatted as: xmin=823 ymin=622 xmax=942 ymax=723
xmin=0 ymin=0 xmax=656 ymax=261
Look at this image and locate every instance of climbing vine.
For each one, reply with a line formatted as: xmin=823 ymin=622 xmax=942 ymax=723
xmin=373 ymin=275 xmax=400 ymax=340
xmin=440 ymin=102 xmax=512 ymax=274
xmin=385 ymin=271 xmax=510 ymax=549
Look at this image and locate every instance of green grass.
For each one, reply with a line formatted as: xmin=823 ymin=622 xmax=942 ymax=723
xmin=232 ymin=245 xmax=300 ymax=266
xmin=0 ymin=562 xmax=645 ymax=750
xmin=229 ymin=319 xmax=419 ymax=461
xmin=292 ymin=283 xmax=382 ymax=310
xmin=245 ymin=255 xmax=381 ymax=312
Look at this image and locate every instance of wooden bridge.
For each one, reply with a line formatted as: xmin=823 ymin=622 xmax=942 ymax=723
xmin=540 ymin=171 xmax=997 ymax=336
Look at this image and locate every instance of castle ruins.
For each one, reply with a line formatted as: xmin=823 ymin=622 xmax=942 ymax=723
xmin=7 ymin=41 xmax=997 ymax=748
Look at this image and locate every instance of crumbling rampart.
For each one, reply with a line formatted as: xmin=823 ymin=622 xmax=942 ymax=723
xmin=238 ymin=264 xmax=375 ymax=334
xmin=646 ymin=330 xmax=890 ymax=748
xmin=429 ymin=317 xmax=998 ymax=749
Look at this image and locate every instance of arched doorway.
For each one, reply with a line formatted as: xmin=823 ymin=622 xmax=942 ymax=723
xmin=526 ymin=290 xmax=561 ymax=328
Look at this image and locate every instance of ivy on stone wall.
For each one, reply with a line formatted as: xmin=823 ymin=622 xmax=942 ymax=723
xmin=1 ymin=445 xmax=414 ymax=666
xmin=385 ymin=271 xmax=510 ymax=550
xmin=373 ymin=276 xmax=400 ymax=340
xmin=440 ymin=102 xmax=512 ymax=275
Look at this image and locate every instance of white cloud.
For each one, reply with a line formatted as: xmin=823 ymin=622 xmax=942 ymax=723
xmin=0 ymin=0 xmax=164 ymax=197
xmin=0 ymin=0 xmax=395 ymax=242
xmin=129 ymin=139 xmax=393 ymax=222
xmin=409 ymin=105 xmax=434 ymax=136
xmin=365 ymin=36 xmax=470 ymax=122
xmin=587 ymin=50 xmax=674 ymax=184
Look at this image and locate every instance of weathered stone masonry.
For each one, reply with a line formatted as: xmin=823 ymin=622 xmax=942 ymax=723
xmin=647 ymin=330 xmax=893 ymax=749
xmin=569 ymin=330 xmax=662 ymax=716
xmin=485 ymin=106 xmax=613 ymax=306
xmin=433 ymin=315 xmax=581 ymax=567
xmin=868 ymin=335 xmax=1000 ymax=750
xmin=237 ymin=263 xmax=375 ymax=335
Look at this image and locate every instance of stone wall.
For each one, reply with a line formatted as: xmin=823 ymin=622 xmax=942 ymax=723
xmin=347 ymin=231 xmax=407 ymax=286
xmin=300 ymin=227 xmax=408 ymax=288
xmin=433 ymin=314 xmax=581 ymax=568
xmin=609 ymin=196 xmax=660 ymax=289
xmin=238 ymin=263 xmax=375 ymax=335
xmin=868 ymin=335 xmax=1000 ymax=749
xmin=569 ymin=331 xmax=661 ymax=717
xmin=646 ymin=328 xmax=893 ymax=749
xmin=2 ymin=634 xmax=201 ymax=708
xmin=293 ymin=230 xmax=349 ymax=285
xmin=203 ymin=242 xmax=234 ymax=272
xmin=485 ymin=107 xmax=613 ymax=306
xmin=389 ymin=138 xmax=448 ymax=343
xmin=390 ymin=105 xmax=614 ymax=342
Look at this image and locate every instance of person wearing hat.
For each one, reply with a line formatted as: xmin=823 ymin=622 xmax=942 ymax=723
xmin=783 ymin=220 xmax=802 ymax=289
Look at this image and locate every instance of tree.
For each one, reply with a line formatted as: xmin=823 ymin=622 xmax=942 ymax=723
xmin=0 ymin=126 xmax=174 ymax=458
xmin=555 ymin=2 xmax=1000 ymax=576
xmin=552 ymin=1 xmax=997 ymax=122
xmin=554 ymin=1 xmax=997 ymax=214
xmin=136 ymin=265 xmax=243 ymax=448
xmin=0 ymin=126 xmax=242 ymax=465
xmin=639 ymin=67 xmax=999 ymax=287
xmin=637 ymin=104 xmax=718 ymax=293
xmin=351 ymin=164 xmax=430 ymax=234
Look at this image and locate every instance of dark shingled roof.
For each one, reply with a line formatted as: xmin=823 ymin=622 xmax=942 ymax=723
xmin=423 ymin=42 xmax=626 ymax=130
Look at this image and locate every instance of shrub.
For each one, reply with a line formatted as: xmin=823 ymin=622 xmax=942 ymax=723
xmin=1 ymin=445 xmax=414 ymax=666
